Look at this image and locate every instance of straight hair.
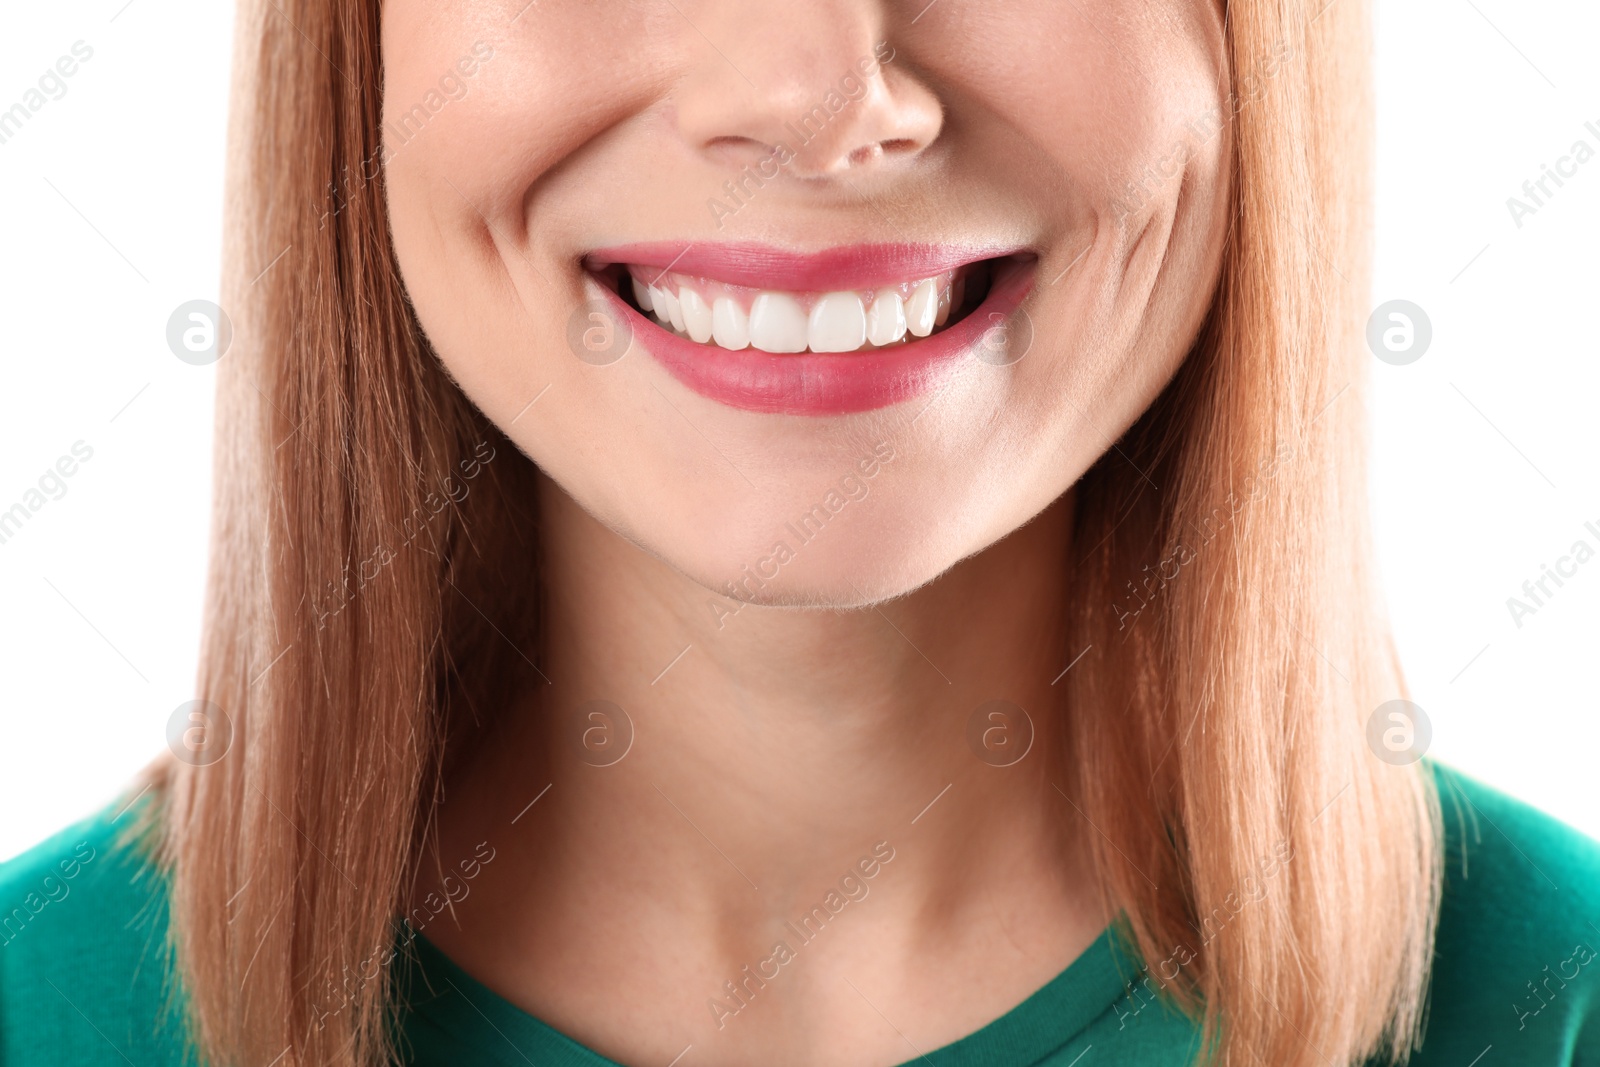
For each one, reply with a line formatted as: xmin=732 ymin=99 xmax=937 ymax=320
xmin=148 ymin=0 xmax=1440 ymax=1063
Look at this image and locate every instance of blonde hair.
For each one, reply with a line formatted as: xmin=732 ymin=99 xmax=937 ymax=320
xmin=148 ymin=0 xmax=1439 ymax=1063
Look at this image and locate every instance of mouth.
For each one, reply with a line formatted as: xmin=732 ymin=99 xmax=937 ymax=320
xmin=583 ymin=243 xmax=1036 ymax=416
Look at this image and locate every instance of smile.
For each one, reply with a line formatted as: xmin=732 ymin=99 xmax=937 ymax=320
xmin=584 ymin=243 xmax=1036 ymax=416
xmin=625 ymin=265 xmax=977 ymax=354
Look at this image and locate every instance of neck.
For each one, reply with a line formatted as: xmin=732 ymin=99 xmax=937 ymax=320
xmin=418 ymin=476 xmax=1107 ymax=1067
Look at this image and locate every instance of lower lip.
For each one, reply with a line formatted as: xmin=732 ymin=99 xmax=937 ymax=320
xmin=593 ymin=260 xmax=1034 ymax=417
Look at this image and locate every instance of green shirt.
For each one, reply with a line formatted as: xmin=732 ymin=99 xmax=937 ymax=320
xmin=4 ymin=763 xmax=1599 ymax=1065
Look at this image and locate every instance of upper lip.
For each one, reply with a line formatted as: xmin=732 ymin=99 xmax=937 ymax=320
xmin=584 ymin=241 xmax=1028 ymax=291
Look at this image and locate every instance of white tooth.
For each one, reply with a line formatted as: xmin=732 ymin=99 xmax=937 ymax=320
xmin=906 ymin=279 xmax=938 ymax=337
xmin=866 ymin=288 xmax=906 ymax=346
xmin=632 ymin=276 xmax=654 ymax=312
xmin=648 ymin=286 xmax=671 ymax=326
xmin=807 ymin=291 xmax=867 ymax=353
xmin=747 ymin=292 xmax=809 ymax=353
xmin=679 ymin=286 xmax=714 ymax=343
xmin=657 ymin=287 xmax=685 ymax=332
xmin=934 ymin=284 xmax=951 ymax=327
xmin=711 ymin=297 xmax=750 ymax=350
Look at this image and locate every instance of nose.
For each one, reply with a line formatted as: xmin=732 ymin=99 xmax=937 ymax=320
xmin=671 ymin=4 xmax=943 ymax=180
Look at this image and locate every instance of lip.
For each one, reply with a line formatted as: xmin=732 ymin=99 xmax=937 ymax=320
xmin=590 ymin=251 xmax=1035 ymax=417
xmin=585 ymin=241 xmax=1024 ymax=293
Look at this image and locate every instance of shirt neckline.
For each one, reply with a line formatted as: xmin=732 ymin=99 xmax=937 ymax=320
xmin=399 ymin=920 xmax=1137 ymax=1066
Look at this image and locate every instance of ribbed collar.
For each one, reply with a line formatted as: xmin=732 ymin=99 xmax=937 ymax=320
xmin=396 ymin=921 xmax=1139 ymax=1066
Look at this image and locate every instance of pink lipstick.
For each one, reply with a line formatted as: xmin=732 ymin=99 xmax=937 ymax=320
xmin=583 ymin=243 xmax=1035 ymax=416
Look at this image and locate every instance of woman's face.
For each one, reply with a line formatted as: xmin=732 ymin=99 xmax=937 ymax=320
xmin=382 ymin=0 xmax=1231 ymax=605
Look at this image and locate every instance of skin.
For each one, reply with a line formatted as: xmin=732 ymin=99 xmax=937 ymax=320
xmin=382 ymin=1 xmax=1232 ymax=1064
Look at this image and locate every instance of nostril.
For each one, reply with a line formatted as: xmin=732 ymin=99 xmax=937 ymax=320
xmin=706 ymin=135 xmax=761 ymax=151
xmin=845 ymin=138 xmax=920 ymax=169
xmin=846 ymin=143 xmax=884 ymax=168
xmin=703 ymin=134 xmax=784 ymax=169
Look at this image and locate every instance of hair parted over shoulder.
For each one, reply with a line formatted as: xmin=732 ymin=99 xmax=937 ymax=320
xmin=136 ymin=0 xmax=1441 ymax=1064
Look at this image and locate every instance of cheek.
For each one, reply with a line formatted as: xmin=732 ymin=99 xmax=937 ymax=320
xmin=382 ymin=2 xmax=673 ymax=219
xmin=915 ymin=0 xmax=1227 ymax=227
xmin=380 ymin=1 xmax=680 ymax=499
xmin=920 ymin=2 xmax=1229 ymax=531
xmin=380 ymin=0 xmax=644 ymax=370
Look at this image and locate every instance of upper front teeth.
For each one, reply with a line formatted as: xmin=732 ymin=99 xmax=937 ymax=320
xmin=628 ymin=269 xmax=958 ymax=354
xmin=711 ymin=297 xmax=749 ymax=349
xmin=807 ymin=292 xmax=865 ymax=353
xmin=679 ymin=287 xmax=713 ymax=343
xmin=748 ymin=292 xmax=807 ymax=353
xmin=866 ymin=288 xmax=907 ymax=346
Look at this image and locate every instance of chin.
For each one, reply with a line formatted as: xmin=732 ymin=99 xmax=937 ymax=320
xmin=661 ymin=493 xmax=988 ymax=616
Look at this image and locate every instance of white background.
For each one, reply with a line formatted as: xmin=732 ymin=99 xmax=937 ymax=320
xmin=0 ymin=0 xmax=1595 ymax=861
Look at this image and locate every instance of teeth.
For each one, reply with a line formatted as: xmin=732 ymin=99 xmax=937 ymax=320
xmin=866 ymin=289 xmax=906 ymax=346
xmin=808 ymin=292 xmax=867 ymax=353
xmin=679 ymin=287 xmax=714 ymax=343
xmin=906 ymin=279 xmax=938 ymax=338
xmin=663 ymin=288 xmax=686 ymax=332
xmin=648 ymin=285 xmax=680 ymax=331
xmin=748 ymin=292 xmax=809 ymax=353
xmin=630 ymin=268 xmax=964 ymax=353
xmin=711 ymin=297 xmax=750 ymax=350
